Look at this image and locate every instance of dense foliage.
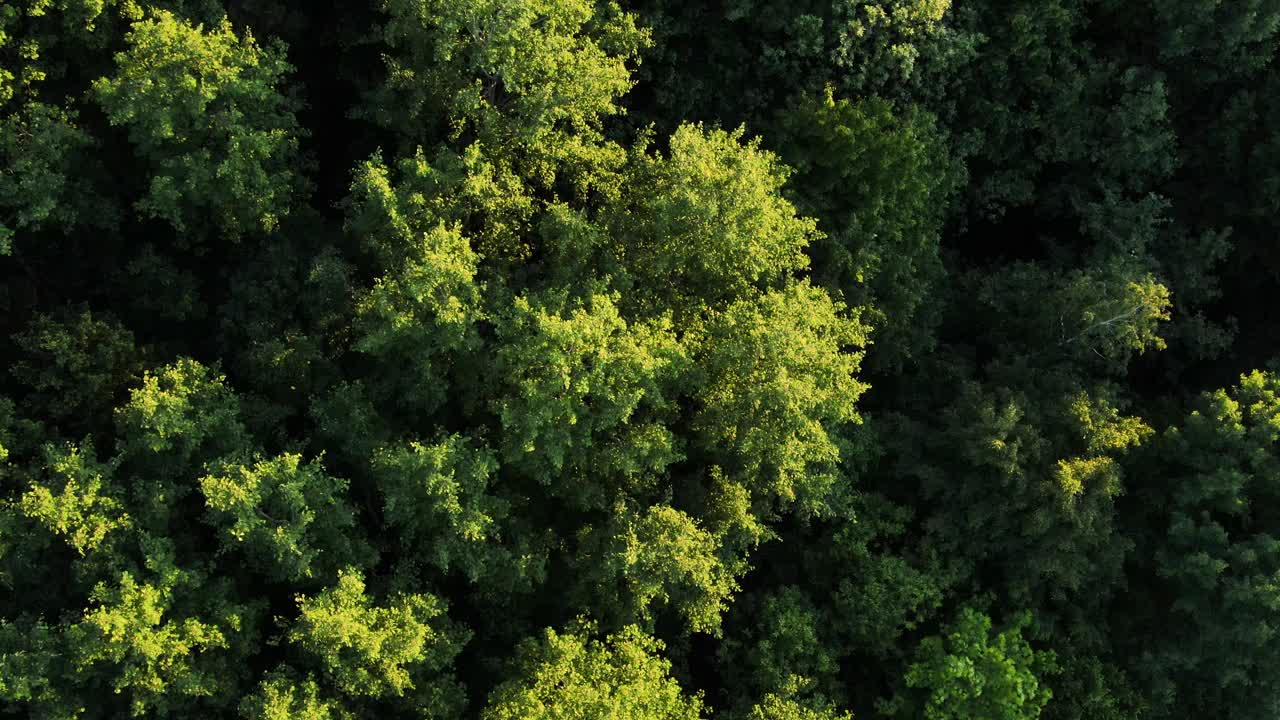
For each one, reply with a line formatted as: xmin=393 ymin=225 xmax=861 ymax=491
xmin=2 ymin=1 xmax=1279 ymax=717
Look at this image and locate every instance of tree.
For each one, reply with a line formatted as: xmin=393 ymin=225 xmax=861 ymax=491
xmin=7 ymin=1 xmax=1280 ymax=717
xmin=11 ymin=307 xmax=142 ymax=433
xmin=747 ymin=681 xmax=854 ymax=720
xmin=199 ymin=453 xmax=372 ymax=583
xmin=885 ymin=608 xmax=1057 ymax=720
xmin=113 ymin=358 xmax=247 ymax=480
xmin=492 ymin=291 xmax=685 ymax=510
xmin=1122 ymin=371 xmax=1280 ymax=719
xmin=0 ymin=102 xmax=95 ymax=255
xmin=92 ymin=9 xmax=305 ymax=239
xmin=287 ymin=568 xmax=468 ymax=706
xmin=893 ymin=381 xmax=1151 ymax=630
xmin=691 ymin=281 xmax=869 ymax=519
xmin=66 ymin=562 xmax=262 ymax=717
xmin=21 ymin=441 xmax=131 ymax=557
xmin=572 ymin=503 xmax=743 ymax=635
xmin=773 ymin=91 xmax=957 ymax=369
xmin=481 ymin=622 xmax=705 ymax=720
xmin=608 ymin=125 xmax=817 ymax=317
xmin=373 ymin=435 xmax=513 ymax=584
xmin=345 ymin=155 xmax=484 ymax=418
xmin=718 ymin=587 xmax=842 ymax=706
xmin=626 ymin=0 xmax=970 ymax=128
xmin=239 ymin=669 xmax=354 ymax=720
xmin=359 ymin=0 xmax=649 ymax=259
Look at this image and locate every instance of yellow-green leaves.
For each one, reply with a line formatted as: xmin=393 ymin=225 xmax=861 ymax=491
xmin=481 ymin=623 xmax=705 ymax=720
xmin=574 ymin=504 xmax=743 ymax=635
xmin=239 ymin=670 xmax=353 ymax=720
xmin=21 ymin=442 xmax=129 ymax=556
xmin=749 ymin=678 xmax=854 ymax=720
xmin=354 ymin=223 xmax=481 ymax=354
xmin=494 ymin=292 xmax=685 ymax=509
xmin=346 ymin=154 xmax=484 ymax=416
xmin=200 ymin=453 xmax=369 ymax=583
xmin=838 ymin=0 xmax=954 ymax=92
xmin=114 ymin=358 xmax=246 ymax=471
xmin=371 ymin=0 xmax=646 ymax=190
xmin=1053 ymin=392 xmax=1152 ymax=502
xmin=692 ymin=282 xmax=869 ymax=518
xmin=359 ymin=0 xmax=649 ymax=261
xmin=288 ymin=568 xmax=467 ymax=702
xmin=374 ymin=436 xmax=509 ymax=582
xmin=92 ymin=9 xmax=304 ymax=239
xmin=615 ymin=125 xmax=817 ymax=315
xmin=68 ymin=569 xmax=248 ymax=716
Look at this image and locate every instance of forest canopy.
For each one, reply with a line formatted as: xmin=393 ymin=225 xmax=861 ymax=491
xmin=3 ymin=1 xmax=1280 ymax=718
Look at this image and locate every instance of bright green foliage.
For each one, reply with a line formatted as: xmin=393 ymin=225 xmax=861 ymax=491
xmin=774 ymin=91 xmax=955 ymax=368
xmin=199 ymin=453 xmax=370 ymax=583
xmin=21 ymin=442 xmax=130 ymax=556
xmin=6 ymin=0 xmax=1280 ymax=717
xmin=345 ymin=153 xmax=479 ymax=277
xmin=494 ymin=292 xmax=685 ymax=508
xmin=574 ymin=504 xmax=742 ymax=635
xmin=374 ymin=436 xmax=509 ymax=582
xmin=692 ymin=281 xmax=868 ymax=517
xmin=113 ymin=358 xmax=247 ymax=473
xmin=92 ymin=9 xmax=304 ymax=238
xmin=748 ymin=682 xmax=854 ymax=720
xmin=239 ymin=670 xmax=353 ymax=720
xmin=481 ymin=622 xmax=705 ymax=720
xmin=287 ymin=568 xmax=468 ymax=701
xmin=613 ymin=125 xmax=817 ymax=315
xmin=358 ymin=0 xmax=649 ymax=260
xmin=888 ymin=608 xmax=1057 ymax=720
xmin=369 ymin=0 xmax=647 ymax=191
xmin=110 ymin=358 xmax=250 ymax=536
xmin=346 ymin=156 xmax=483 ymax=416
xmin=67 ymin=568 xmax=256 ymax=717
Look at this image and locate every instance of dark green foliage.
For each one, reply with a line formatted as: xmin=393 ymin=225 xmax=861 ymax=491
xmin=1121 ymin=372 xmax=1280 ymax=719
xmin=3 ymin=0 xmax=1279 ymax=718
xmin=772 ymin=91 xmax=956 ymax=369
